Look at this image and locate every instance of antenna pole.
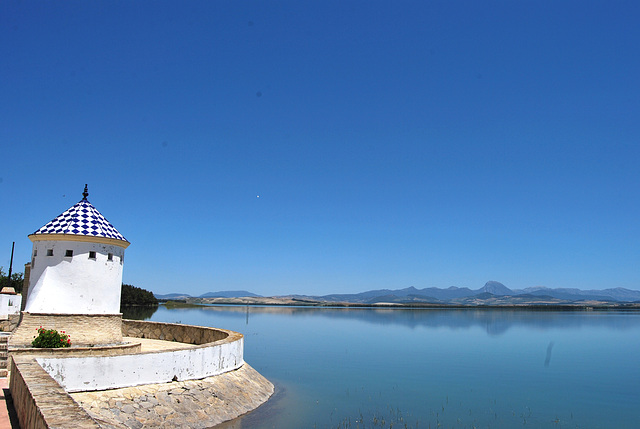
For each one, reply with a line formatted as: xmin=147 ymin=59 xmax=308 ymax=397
xmin=7 ymin=241 xmax=14 ymax=281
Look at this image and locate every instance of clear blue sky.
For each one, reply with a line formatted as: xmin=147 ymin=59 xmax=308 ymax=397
xmin=2 ymin=1 xmax=639 ymax=295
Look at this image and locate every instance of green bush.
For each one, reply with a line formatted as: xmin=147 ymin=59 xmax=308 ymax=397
xmin=32 ymin=327 xmax=71 ymax=348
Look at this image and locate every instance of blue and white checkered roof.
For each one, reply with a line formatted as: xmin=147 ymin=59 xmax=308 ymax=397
xmin=32 ymin=198 xmax=128 ymax=242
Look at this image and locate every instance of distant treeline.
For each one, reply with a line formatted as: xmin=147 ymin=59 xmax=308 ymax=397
xmin=0 ymin=267 xmax=23 ymax=293
xmin=121 ymin=283 xmax=158 ymax=307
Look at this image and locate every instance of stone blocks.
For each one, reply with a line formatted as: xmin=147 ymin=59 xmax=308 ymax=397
xmin=10 ymin=313 xmax=123 ymax=347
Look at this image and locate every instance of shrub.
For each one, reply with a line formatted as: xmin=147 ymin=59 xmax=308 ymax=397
xmin=32 ymin=327 xmax=71 ymax=348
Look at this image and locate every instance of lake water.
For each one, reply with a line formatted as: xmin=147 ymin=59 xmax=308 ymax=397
xmin=139 ymin=306 xmax=640 ymax=428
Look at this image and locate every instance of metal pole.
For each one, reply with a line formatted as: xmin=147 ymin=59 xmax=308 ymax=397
xmin=8 ymin=241 xmax=15 ymax=281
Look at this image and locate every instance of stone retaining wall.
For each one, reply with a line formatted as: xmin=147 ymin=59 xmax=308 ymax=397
xmin=10 ymin=313 xmax=123 ymax=346
xmin=9 ymin=356 xmax=101 ymax=429
xmin=122 ymin=319 xmax=228 ymax=344
xmin=71 ymin=364 xmax=274 ymax=429
xmin=10 ymin=357 xmax=274 ymax=429
xmin=8 ymin=320 xmax=268 ymax=429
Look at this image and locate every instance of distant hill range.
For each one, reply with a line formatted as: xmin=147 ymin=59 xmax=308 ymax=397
xmin=154 ymin=290 xmax=261 ymax=300
xmin=291 ymin=281 xmax=640 ymax=305
xmin=155 ymin=282 xmax=640 ymax=305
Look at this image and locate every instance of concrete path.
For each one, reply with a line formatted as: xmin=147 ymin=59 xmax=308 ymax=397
xmin=0 ymin=378 xmax=9 ymax=429
xmin=122 ymin=336 xmax=197 ymax=352
xmin=0 ymin=377 xmax=18 ymax=429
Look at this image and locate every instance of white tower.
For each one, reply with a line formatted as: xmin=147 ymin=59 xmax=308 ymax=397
xmin=25 ymin=185 xmax=130 ymax=313
xmin=11 ymin=185 xmax=130 ymax=346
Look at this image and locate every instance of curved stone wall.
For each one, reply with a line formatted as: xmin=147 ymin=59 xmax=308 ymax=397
xmin=122 ymin=319 xmax=230 ymax=344
xmin=35 ymin=321 xmax=244 ymax=393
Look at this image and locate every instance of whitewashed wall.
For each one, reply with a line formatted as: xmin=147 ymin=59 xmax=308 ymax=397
xmin=37 ymin=337 xmax=244 ymax=392
xmin=0 ymin=294 xmax=21 ymax=318
xmin=25 ymin=240 xmax=125 ymax=314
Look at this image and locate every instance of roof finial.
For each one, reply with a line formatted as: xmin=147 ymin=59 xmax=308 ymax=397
xmin=82 ymin=184 xmax=89 ymax=200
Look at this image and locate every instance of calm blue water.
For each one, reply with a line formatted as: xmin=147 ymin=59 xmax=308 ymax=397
xmin=146 ymin=306 xmax=640 ymax=428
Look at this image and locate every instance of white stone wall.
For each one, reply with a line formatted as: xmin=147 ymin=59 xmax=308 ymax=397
xmin=0 ymin=294 xmax=21 ymax=318
xmin=36 ymin=336 xmax=244 ymax=392
xmin=25 ymin=240 xmax=125 ymax=314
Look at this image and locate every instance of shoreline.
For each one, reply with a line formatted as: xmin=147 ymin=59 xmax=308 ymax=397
xmin=160 ymin=297 xmax=640 ymax=311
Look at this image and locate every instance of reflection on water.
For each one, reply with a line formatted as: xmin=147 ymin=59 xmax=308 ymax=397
xmin=544 ymin=341 xmax=554 ymax=367
xmin=149 ymin=306 xmax=640 ymax=429
xmin=194 ymin=305 xmax=640 ymax=336
xmin=121 ymin=305 xmax=158 ymax=320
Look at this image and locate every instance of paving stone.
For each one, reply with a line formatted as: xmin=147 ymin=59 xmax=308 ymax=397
xmin=69 ymin=364 xmax=273 ymax=428
xmin=121 ymin=404 xmax=136 ymax=414
xmin=155 ymin=405 xmax=175 ymax=416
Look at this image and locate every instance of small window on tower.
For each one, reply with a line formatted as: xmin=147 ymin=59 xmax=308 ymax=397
xmin=46 ymin=249 xmax=53 ymax=256
xmin=65 ymin=250 xmax=73 ymax=257
xmin=89 ymin=251 xmax=97 ymax=259
xmin=108 ymin=253 xmax=113 ymax=261
xmin=120 ymin=254 xmax=124 ymax=264
xmin=33 ymin=250 xmax=38 ymax=257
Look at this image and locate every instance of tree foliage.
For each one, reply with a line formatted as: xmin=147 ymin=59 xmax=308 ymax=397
xmin=121 ymin=283 xmax=158 ymax=307
xmin=0 ymin=267 xmax=23 ymax=293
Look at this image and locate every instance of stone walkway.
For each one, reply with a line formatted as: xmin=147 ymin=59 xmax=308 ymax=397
xmin=71 ymin=364 xmax=273 ymax=429
xmin=122 ymin=336 xmax=197 ymax=352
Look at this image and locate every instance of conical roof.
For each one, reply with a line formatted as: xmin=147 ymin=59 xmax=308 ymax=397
xmin=31 ymin=185 xmax=128 ymax=243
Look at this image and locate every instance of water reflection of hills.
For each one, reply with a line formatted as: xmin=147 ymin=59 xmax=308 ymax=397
xmin=192 ymin=305 xmax=640 ymax=336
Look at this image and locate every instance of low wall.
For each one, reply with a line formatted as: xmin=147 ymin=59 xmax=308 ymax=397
xmin=10 ymin=356 xmax=101 ymax=429
xmin=10 ymin=312 xmax=123 ymax=346
xmin=35 ymin=321 xmax=244 ymax=392
xmin=10 ymin=341 xmax=141 ymax=360
xmin=9 ymin=320 xmax=254 ymax=428
xmin=122 ymin=319 xmax=229 ymax=343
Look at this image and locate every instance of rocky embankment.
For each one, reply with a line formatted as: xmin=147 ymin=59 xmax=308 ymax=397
xmin=71 ymin=364 xmax=273 ymax=429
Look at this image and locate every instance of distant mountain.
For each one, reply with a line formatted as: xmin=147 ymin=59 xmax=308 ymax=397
xmin=317 ymin=285 xmax=476 ymax=303
xmin=515 ymin=287 xmax=640 ymax=302
xmin=154 ymin=293 xmax=193 ymax=299
xmin=155 ymin=283 xmax=640 ymax=306
xmin=155 ymin=291 xmax=262 ymax=299
xmin=365 ymin=293 xmax=442 ymax=304
xmin=479 ymin=281 xmax=514 ymax=296
xmin=426 ymin=286 xmax=477 ymax=299
xmin=293 ymin=282 xmax=640 ymax=305
xmin=199 ymin=290 xmax=262 ymax=298
xmin=601 ymin=287 xmax=640 ymax=301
